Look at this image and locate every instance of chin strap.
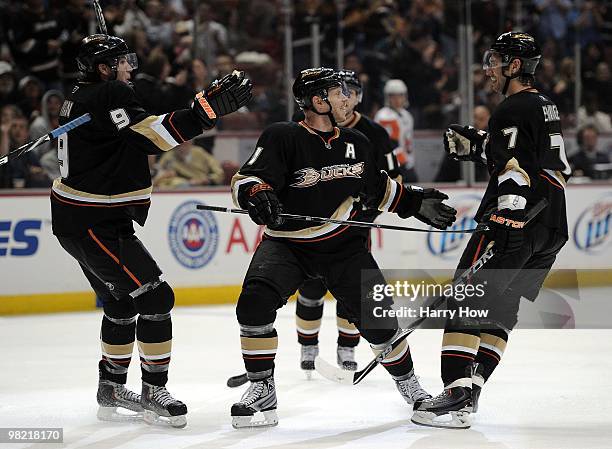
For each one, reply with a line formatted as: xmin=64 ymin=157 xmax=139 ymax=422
xmin=311 ymin=98 xmax=338 ymax=127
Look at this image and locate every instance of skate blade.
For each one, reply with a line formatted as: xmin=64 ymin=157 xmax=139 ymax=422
xmin=303 ymin=369 xmax=314 ymax=380
xmin=232 ymin=410 xmax=278 ymax=429
xmin=97 ymin=406 xmax=143 ymax=422
xmin=411 ymin=410 xmax=471 ymax=429
xmin=143 ymin=409 xmax=187 ymax=429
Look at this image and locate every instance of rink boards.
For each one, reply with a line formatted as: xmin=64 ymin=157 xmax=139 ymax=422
xmin=0 ymin=185 xmax=610 ymax=314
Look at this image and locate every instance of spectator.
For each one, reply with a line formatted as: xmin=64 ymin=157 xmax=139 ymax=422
xmin=133 ymin=47 xmax=172 ymax=115
xmin=577 ymin=92 xmax=612 ymax=132
xmin=7 ymin=114 xmax=51 ymax=188
xmin=552 ymin=57 xmax=575 ymax=119
xmin=0 ymin=61 xmax=18 ymax=108
xmin=192 ymin=3 xmax=228 ymax=66
xmin=534 ymin=0 xmax=572 ymax=51
xmin=569 ymin=125 xmax=610 ymax=179
xmin=214 ymin=53 xmax=235 ymax=80
xmin=153 ymin=141 xmax=224 ymax=188
xmin=29 ymin=89 xmax=63 ymax=156
xmin=7 ymin=0 xmax=63 ymax=89
xmin=16 ymin=75 xmax=44 ymax=119
xmin=58 ymin=0 xmax=90 ymax=93
xmin=593 ymin=62 xmax=612 ymax=114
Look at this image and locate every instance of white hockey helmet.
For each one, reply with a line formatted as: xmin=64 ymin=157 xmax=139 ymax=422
xmin=383 ymin=79 xmax=408 ymax=106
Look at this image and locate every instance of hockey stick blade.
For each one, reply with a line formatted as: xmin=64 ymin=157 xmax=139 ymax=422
xmin=315 ymin=198 xmax=549 ymax=386
xmin=0 ymin=113 xmax=91 ymax=166
xmin=196 ymin=204 xmax=487 ymax=234
xmin=314 ymin=357 xmax=354 ymax=385
xmin=227 ymin=373 xmax=248 ymax=388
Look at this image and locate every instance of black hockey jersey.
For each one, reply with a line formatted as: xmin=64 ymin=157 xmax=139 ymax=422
xmin=231 ymin=121 xmax=420 ymax=250
xmin=292 ymin=110 xmax=401 ymax=179
xmin=476 ymin=91 xmax=571 ymax=234
xmin=51 ymin=80 xmax=204 ymax=236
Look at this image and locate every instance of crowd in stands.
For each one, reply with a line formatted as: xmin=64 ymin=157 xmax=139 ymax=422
xmin=0 ymin=0 xmax=610 ymax=189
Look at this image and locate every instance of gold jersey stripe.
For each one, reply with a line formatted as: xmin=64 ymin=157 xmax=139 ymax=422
xmin=240 ymin=336 xmax=278 ymax=351
xmin=480 ymin=333 xmax=507 ymax=352
xmin=296 ymin=316 xmax=322 ymax=331
xmin=130 ymin=115 xmax=177 ymax=152
xmin=52 ymin=179 xmax=152 ymax=203
xmin=101 ymin=342 xmax=134 ymax=356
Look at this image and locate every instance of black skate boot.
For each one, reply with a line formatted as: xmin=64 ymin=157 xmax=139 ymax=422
xmin=393 ymin=369 xmax=432 ymax=404
xmin=471 ymin=362 xmax=485 ymax=413
xmin=231 ymin=375 xmax=278 ymax=429
xmin=411 ymin=382 xmax=472 ymax=429
xmin=336 ymin=345 xmax=357 ymax=371
xmin=300 ymin=344 xmax=318 ymax=379
xmin=141 ymin=382 xmax=188 ymax=428
xmin=97 ymin=379 xmax=144 ymax=422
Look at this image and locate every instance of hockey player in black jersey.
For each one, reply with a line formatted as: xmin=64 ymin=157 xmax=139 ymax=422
xmin=229 ymin=67 xmax=457 ymax=428
xmin=294 ymin=69 xmax=404 ymax=375
xmin=412 ymin=32 xmax=571 ymax=429
xmin=50 ymin=34 xmax=252 ymax=428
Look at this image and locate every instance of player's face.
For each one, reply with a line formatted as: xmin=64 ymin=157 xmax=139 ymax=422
xmin=483 ymin=51 xmax=504 ymax=93
xmin=115 ymin=54 xmax=138 ymax=84
xmin=346 ymin=87 xmax=360 ymax=111
xmin=327 ymin=86 xmax=350 ymax=122
xmin=389 ymin=93 xmax=406 ymax=110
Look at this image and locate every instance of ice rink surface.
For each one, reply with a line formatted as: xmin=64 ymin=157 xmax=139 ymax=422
xmin=2 ymin=288 xmax=611 ymax=449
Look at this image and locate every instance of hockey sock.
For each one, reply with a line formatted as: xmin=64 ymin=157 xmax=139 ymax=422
xmin=296 ymin=293 xmax=324 ymax=346
xmin=100 ymin=313 xmax=136 ymax=384
xmin=336 ymin=302 xmax=360 ymax=348
xmin=240 ymin=323 xmax=278 ymax=379
xmin=441 ymin=330 xmax=480 ymax=387
xmin=370 ymin=330 xmax=414 ymax=378
xmin=475 ymin=328 xmax=508 ymax=382
xmin=136 ymin=316 xmax=172 ymax=387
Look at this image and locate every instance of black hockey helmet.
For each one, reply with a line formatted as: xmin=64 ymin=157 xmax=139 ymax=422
xmin=292 ymin=67 xmax=347 ymax=110
xmin=337 ymin=69 xmax=362 ymax=102
xmin=77 ymin=34 xmax=138 ymax=76
xmin=483 ymin=31 xmax=541 ymax=94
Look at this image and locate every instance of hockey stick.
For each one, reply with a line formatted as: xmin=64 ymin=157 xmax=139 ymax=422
xmin=0 ymin=113 xmax=91 ymax=166
xmin=315 ymin=198 xmax=549 ymax=385
xmin=227 ymin=373 xmax=248 ymax=388
xmin=196 ymin=205 xmax=486 ymax=234
xmin=92 ymin=0 xmax=108 ymax=34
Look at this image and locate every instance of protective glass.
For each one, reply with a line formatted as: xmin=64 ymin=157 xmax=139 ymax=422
xmin=482 ymin=50 xmax=507 ymax=71
xmin=115 ymin=53 xmax=138 ymax=71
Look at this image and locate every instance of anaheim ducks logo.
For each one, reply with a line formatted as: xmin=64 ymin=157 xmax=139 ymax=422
xmin=290 ymin=162 xmax=365 ymax=188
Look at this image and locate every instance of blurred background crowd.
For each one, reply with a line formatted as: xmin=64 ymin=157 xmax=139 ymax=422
xmin=1 ymin=0 xmax=611 ymax=189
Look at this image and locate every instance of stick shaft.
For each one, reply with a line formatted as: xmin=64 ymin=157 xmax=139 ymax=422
xmin=0 ymin=114 xmax=91 ymax=166
xmin=196 ymin=204 xmax=484 ymax=234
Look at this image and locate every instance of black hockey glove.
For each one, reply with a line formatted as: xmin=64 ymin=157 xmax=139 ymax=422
xmin=192 ymin=70 xmax=253 ymax=129
xmin=399 ymin=186 xmax=457 ymax=230
xmin=486 ymin=208 xmax=525 ymax=254
xmin=444 ymin=124 xmax=488 ymax=164
xmin=243 ymin=183 xmax=284 ymax=228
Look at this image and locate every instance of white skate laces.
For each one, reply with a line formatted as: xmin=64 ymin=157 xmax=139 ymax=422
xmin=394 ymin=370 xmax=431 ymax=404
xmin=96 ymin=380 xmax=144 ymax=422
xmin=231 ymin=377 xmax=279 ymax=429
xmin=337 ymin=346 xmax=357 ymax=371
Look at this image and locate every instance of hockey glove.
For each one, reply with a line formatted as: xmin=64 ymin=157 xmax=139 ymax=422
xmin=244 ymin=183 xmax=284 ymax=228
xmin=487 ymin=208 xmax=525 ymax=254
xmin=399 ymin=186 xmax=457 ymax=230
xmin=444 ymin=124 xmax=488 ymax=164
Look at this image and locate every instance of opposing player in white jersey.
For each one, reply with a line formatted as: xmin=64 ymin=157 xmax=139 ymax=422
xmin=374 ymin=79 xmax=417 ymax=181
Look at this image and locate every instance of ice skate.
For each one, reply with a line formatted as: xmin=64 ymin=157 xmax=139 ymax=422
xmin=141 ymin=382 xmax=188 ymax=428
xmin=471 ymin=363 xmax=485 ymax=413
xmin=300 ymin=344 xmax=318 ymax=379
xmin=394 ymin=369 xmax=431 ymax=404
xmin=97 ymin=379 xmax=144 ymax=422
xmin=231 ymin=376 xmax=278 ymax=429
xmin=411 ymin=383 xmax=472 ymax=429
xmin=336 ymin=345 xmax=357 ymax=371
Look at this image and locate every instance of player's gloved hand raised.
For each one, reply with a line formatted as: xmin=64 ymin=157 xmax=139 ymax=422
xmin=444 ymin=124 xmax=488 ymax=163
xmin=487 ymin=208 xmax=525 ymax=253
xmin=399 ymin=186 xmax=457 ymax=230
xmin=244 ymin=183 xmax=284 ymax=228
xmin=192 ymin=70 xmax=253 ymax=128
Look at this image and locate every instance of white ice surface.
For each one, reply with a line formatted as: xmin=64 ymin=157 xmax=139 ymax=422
xmin=1 ymin=288 xmax=611 ymax=449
